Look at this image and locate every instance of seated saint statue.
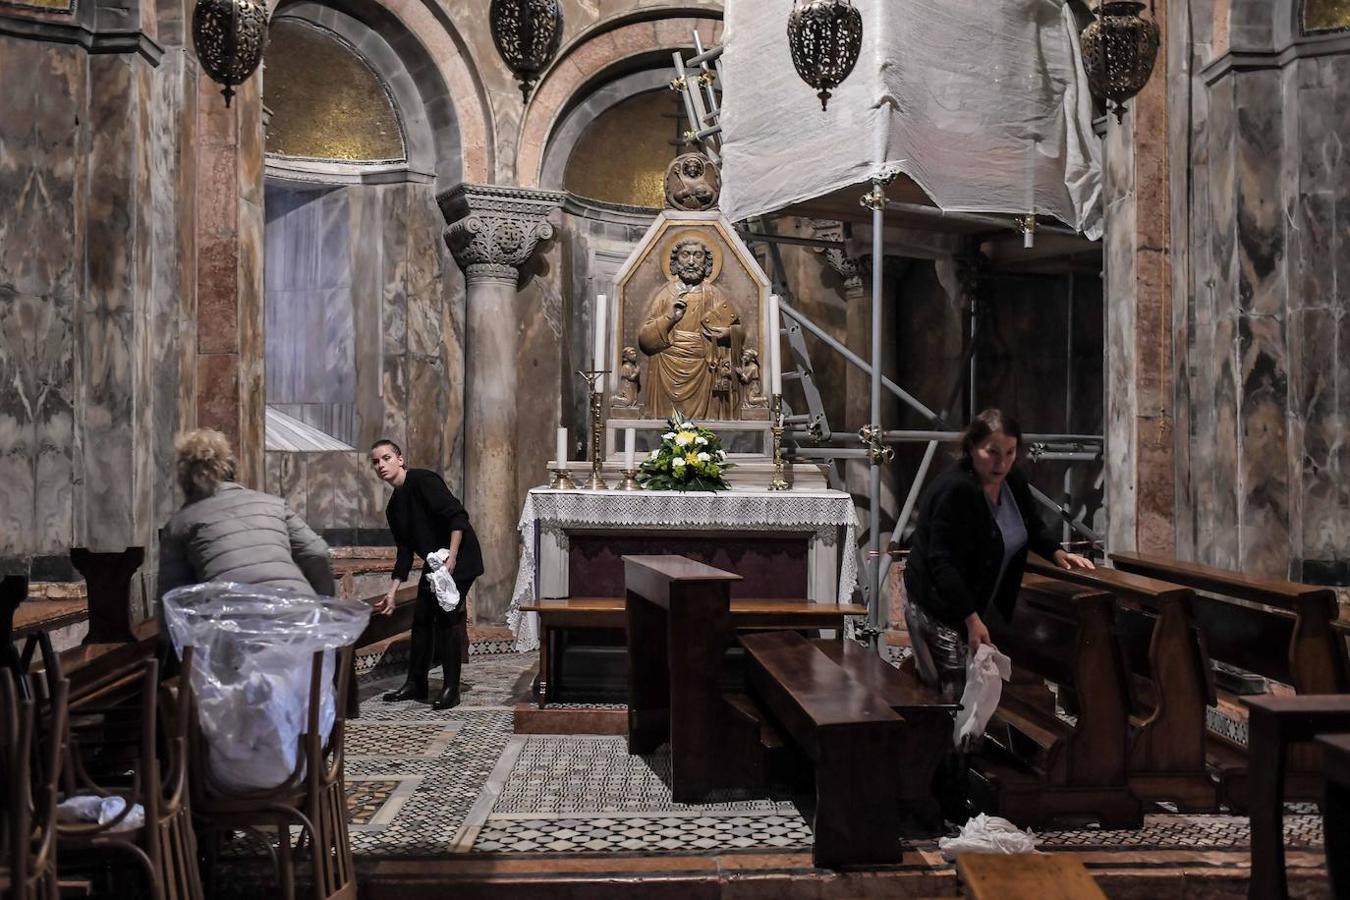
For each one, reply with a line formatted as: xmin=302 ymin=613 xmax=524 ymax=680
xmin=638 ymin=238 xmax=745 ymax=419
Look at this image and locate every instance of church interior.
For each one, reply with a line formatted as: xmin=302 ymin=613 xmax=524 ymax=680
xmin=2 ymin=0 xmax=1349 ymax=897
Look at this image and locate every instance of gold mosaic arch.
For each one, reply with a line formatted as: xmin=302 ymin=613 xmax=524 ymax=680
xmin=1303 ymin=0 xmax=1350 ymax=33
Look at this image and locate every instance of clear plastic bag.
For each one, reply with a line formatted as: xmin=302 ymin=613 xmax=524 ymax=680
xmin=953 ymin=643 xmax=1012 ymax=748
xmin=162 ymin=582 xmax=371 ymax=794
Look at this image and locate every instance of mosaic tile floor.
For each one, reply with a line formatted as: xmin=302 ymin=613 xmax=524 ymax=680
xmin=330 ymin=648 xmax=1324 ymax=862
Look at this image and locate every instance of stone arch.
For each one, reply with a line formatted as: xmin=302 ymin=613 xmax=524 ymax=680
xmin=515 ymin=9 xmax=723 ymax=188
xmin=271 ymin=0 xmax=493 ymax=185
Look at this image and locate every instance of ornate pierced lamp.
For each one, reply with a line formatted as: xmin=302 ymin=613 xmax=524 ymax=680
xmin=192 ymin=0 xmax=268 ymax=108
xmin=490 ymin=0 xmax=564 ymax=102
xmin=1080 ymin=1 xmax=1160 ymax=122
xmin=786 ymin=0 xmax=863 ymax=111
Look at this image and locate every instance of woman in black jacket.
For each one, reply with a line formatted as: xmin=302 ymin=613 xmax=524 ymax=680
xmin=903 ymin=409 xmax=1094 ymax=702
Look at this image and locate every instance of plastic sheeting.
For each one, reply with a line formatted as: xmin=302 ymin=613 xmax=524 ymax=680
xmin=718 ymin=0 xmax=1103 ymax=238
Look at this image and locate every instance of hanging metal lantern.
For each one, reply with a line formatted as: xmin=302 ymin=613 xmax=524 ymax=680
xmin=192 ymin=0 xmax=268 ymax=108
xmin=786 ymin=0 xmax=863 ymax=111
xmin=1080 ymin=1 xmax=1160 ymax=122
xmin=490 ymin=0 xmax=564 ymax=102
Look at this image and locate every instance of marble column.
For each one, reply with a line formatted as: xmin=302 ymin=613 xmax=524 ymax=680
xmin=1103 ymin=0 xmax=1175 ymax=557
xmin=194 ymin=70 xmax=266 ymax=489
xmin=441 ymin=184 xmax=563 ymax=623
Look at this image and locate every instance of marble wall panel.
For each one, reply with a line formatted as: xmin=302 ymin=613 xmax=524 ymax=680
xmin=1289 ymin=308 xmax=1339 ymax=561
xmin=1237 ymin=314 xmax=1291 ymax=574
xmin=1103 ymin=120 xmax=1138 ymax=551
xmin=82 ymin=54 xmax=143 ymax=550
xmin=1335 ymin=56 xmax=1350 ymax=563
xmin=302 ymin=451 xmax=360 ymax=529
xmin=357 ymin=186 xmax=406 ymax=450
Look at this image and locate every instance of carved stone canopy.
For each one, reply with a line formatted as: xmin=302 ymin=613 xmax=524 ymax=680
xmin=439 ymin=183 xmax=566 ymax=282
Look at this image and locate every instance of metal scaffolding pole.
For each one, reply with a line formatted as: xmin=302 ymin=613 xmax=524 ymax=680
xmin=867 ymin=179 xmax=885 ymax=645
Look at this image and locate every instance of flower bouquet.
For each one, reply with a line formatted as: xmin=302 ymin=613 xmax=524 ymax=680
xmin=636 ymin=414 xmax=733 ymax=492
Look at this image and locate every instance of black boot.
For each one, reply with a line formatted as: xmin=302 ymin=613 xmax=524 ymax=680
xmin=384 ymin=624 xmax=432 ymax=702
xmin=430 ymin=619 xmax=463 ymax=711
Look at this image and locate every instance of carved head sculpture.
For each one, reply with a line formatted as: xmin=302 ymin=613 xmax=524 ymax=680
xmin=670 ymin=238 xmax=714 ymax=286
xmin=741 ymin=347 xmax=759 ymax=365
xmin=622 ymin=346 xmax=638 ymax=364
xmin=663 ymin=152 xmax=721 ymax=211
xmin=681 ymin=156 xmax=704 ymax=179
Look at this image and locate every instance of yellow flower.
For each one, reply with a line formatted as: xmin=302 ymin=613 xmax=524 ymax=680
xmin=675 ymin=430 xmax=697 ymax=446
xmin=685 ymin=452 xmax=700 ymax=467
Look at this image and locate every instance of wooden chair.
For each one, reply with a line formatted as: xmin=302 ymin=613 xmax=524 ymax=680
xmin=55 ymin=649 xmax=202 ymax=900
xmin=0 ymin=667 xmax=68 ymax=900
xmin=191 ymin=646 xmax=357 ymax=900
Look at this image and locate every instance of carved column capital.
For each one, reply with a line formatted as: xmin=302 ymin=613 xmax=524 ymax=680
xmin=809 ymin=219 xmax=865 ymax=292
xmin=439 ymin=183 xmax=566 ymax=283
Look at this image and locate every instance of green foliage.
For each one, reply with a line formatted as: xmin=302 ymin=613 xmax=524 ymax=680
xmin=635 ymin=414 xmax=734 ymax=492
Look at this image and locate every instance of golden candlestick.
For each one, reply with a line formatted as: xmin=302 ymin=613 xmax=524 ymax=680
xmin=549 ymin=468 xmax=577 ymax=490
xmin=578 ymin=370 xmax=610 ymax=490
xmin=618 ymin=469 xmax=641 ymax=491
xmin=769 ymin=393 xmax=789 ymax=491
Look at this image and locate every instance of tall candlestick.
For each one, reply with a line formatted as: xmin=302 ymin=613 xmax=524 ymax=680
xmin=592 ymin=293 xmax=608 ymax=386
xmin=623 ymin=427 xmax=636 ymax=470
xmin=556 ymin=427 xmax=567 ymax=466
xmin=768 ymin=293 xmax=783 ymax=396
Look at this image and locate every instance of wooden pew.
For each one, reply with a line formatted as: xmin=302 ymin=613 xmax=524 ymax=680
xmin=1110 ymin=551 xmax=1349 ymax=811
xmin=521 ymin=596 xmax=867 ymax=706
xmin=1025 ymin=556 xmax=1218 ymax=811
xmin=1242 ymin=695 xmax=1350 ymax=900
xmin=740 ymin=630 xmax=908 ymax=867
xmin=956 ymin=853 xmax=1107 ymax=900
xmin=812 ymin=638 xmax=959 ymax=833
xmin=1318 ymin=732 xmax=1350 ymax=900
xmin=972 ymin=575 xmax=1142 ymax=828
xmin=624 ymin=555 xmax=771 ymax=802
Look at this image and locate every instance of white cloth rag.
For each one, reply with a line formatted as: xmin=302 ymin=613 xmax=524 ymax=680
xmin=953 ymin=643 xmax=1012 ymax=748
xmin=426 ymin=549 xmax=461 ymax=613
xmin=937 ymin=813 xmax=1038 ymax=857
xmin=58 ymin=795 xmax=145 ymax=831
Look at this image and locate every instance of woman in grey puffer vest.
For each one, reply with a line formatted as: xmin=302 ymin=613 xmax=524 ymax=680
xmin=158 ymin=429 xmax=335 ymax=597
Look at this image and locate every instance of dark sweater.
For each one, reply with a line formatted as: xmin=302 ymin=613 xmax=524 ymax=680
xmin=903 ymin=462 xmax=1060 ymax=628
xmin=385 ymin=469 xmax=485 ymax=584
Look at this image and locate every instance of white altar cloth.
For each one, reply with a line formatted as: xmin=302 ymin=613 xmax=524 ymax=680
xmin=508 ymin=487 xmax=860 ymax=651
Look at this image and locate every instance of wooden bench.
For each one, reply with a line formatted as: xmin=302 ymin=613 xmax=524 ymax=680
xmin=740 ymin=630 xmax=908 ymax=868
xmin=624 ymin=556 xmax=774 ymax=802
xmin=522 ymin=595 xmax=866 ymax=707
xmin=1026 ymin=556 xmax=1218 ymax=811
xmin=1242 ymin=695 xmax=1350 ymax=900
xmin=1110 ymin=551 xmax=1350 ymax=812
xmin=956 ymin=853 xmax=1107 ymax=899
xmin=973 ymin=575 xmax=1142 ymax=827
xmin=1318 ymin=732 xmax=1350 ymax=899
xmin=812 ymin=638 xmax=958 ymax=833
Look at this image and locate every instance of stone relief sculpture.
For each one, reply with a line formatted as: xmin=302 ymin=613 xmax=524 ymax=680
xmin=737 ymin=348 xmax=769 ymax=409
xmin=612 ymin=346 xmax=642 ymax=409
xmin=637 ymin=237 xmax=745 ymax=420
xmin=664 ymin=153 xmax=721 ymax=211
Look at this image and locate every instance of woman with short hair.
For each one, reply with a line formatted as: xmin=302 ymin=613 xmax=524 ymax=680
xmin=158 ymin=428 xmax=335 ymax=598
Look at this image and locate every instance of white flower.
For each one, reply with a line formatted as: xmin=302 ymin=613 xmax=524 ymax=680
xmin=697 ymin=452 xmax=710 ymax=462
xmin=675 ymin=433 xmax=692 ymax=446
xmin=717 ymin=450 xmax=727 ymax=460
xmin=672 ymin=456 xmax=686 ymax=467
xmin=695 ymin=436 xmax=707 ymax=445
xmin=662 ymin=431 xmax=676 ymax=440
xmin=648 ymin=448 xmax=660 ymax=460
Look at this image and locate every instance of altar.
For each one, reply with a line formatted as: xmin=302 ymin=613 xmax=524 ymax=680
xmin=508 ymin=485 xmax=860 ymax=651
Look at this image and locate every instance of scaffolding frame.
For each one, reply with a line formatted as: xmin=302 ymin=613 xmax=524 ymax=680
xmin=669 ymin=41 xmax=1105 ymax=644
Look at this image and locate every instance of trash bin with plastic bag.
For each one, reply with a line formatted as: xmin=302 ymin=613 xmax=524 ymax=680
xmin=161 ymin=582 xmax=371 ymax=794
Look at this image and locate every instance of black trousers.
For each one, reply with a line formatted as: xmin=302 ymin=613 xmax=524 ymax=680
xmin=409 ymin=575 xmax=471 ymax=683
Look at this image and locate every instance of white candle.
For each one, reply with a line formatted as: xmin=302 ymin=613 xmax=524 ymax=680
xmin=768 ymin=293 xmax=783 ymax=396
xmin=592 ymin=293 xmax=608 ymax=386
xmin=556 ymin=427 xmax=567 ymax=466
xmin=624 ymin=427 xmax=636 ymax=470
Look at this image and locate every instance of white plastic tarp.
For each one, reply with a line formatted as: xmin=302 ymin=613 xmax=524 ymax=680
xmin=718 ymin=0 xmax=1103 ymax=239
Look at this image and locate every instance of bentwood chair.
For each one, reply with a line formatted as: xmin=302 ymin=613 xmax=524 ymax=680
xmin=0 ymin=665 xmax=67 ymax=900
xmin=190 ymin=645 xmax=357 ymax=900
xmin=53 ymin=648 xmax=203 ymax=900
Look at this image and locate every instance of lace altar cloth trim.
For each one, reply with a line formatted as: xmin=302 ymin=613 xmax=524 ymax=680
xmin=508 ymin=488 xmax=860 ymax=651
